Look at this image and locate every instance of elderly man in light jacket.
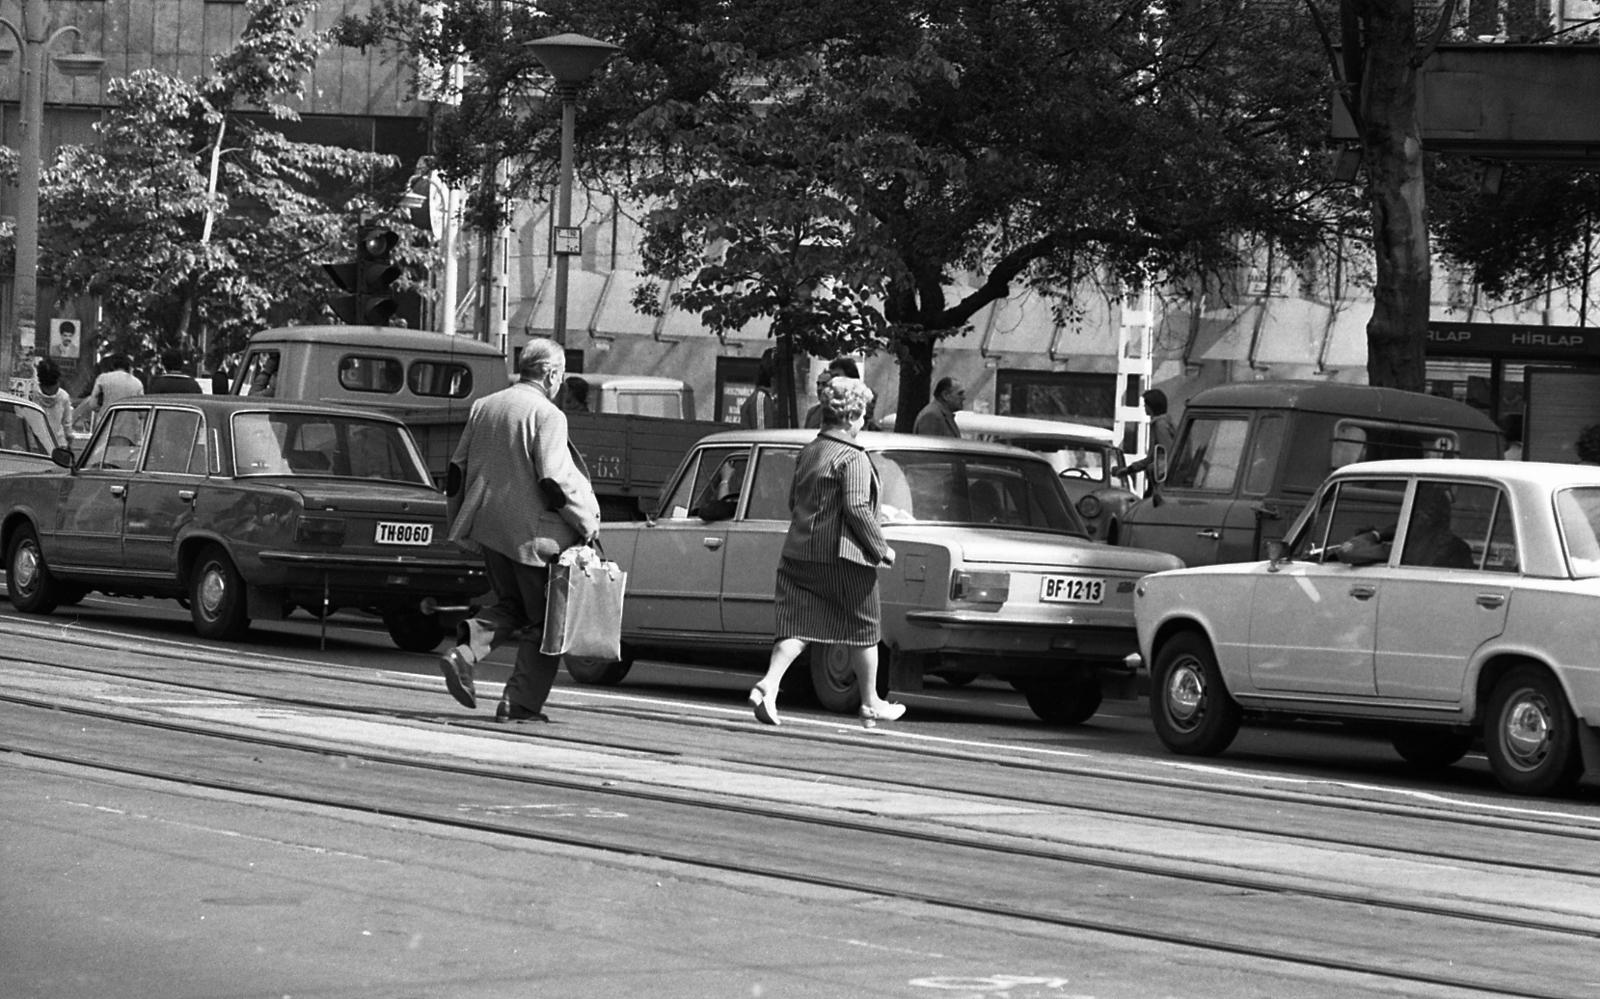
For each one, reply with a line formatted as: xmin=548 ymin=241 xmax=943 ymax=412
xmin=438 ymin=339 xmax=600 ymax=722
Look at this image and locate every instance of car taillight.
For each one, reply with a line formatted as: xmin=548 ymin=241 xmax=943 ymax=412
xmin=295 ymin=515 xmax=347 ymax=546
xmin=950 ymin=570 xmax=1009 ymax=606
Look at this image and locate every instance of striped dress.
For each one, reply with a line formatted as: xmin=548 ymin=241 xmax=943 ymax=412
xmin=773 ymin=429 xmax=892 ymax=646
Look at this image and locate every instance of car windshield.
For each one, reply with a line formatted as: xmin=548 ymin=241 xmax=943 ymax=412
xmin=871 ymin=449 xmax=1087 ymax=536
xmin=1556 ymin=487 xmax=1600 ymax=578
xmin=991 ymin=437 xmax=1108 ymax=481
xmin=231 ymin=411 xmax=429 ymax=485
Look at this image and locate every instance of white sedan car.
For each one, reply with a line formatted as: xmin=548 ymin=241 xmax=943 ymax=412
xmin=1134 ymin=459 xmax=1600 ymax=795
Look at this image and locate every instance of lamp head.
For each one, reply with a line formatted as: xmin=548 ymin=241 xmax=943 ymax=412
xmin=526 ymin=32 xmax=619 ymax=85
xmin=53 ymin=40 xmax=104 ymax=78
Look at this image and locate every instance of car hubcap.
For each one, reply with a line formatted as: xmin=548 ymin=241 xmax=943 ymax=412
xmin=822 ymin=644 xmax=854 ymax=691
xmin=14 ymin=544 xmax=37 ymax=591
xmin=199 ymin=566 xmax=227 ymax=617
xmin=1166 ymin=657 xmax=1207 ymax=731
xmin=1502 ymin=692 xmax=1554 ymax=770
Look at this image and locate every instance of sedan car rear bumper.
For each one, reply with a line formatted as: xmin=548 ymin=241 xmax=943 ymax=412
xmin=258 ymin=550 xmax=485 ymax=574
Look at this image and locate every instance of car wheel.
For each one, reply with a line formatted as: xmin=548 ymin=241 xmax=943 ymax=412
xmin=807 ymin=643 xmax=890 ymax=715
xmin=7 ymin=524 xmax=59 ymax=614
xmin=189 ymin=545 xmax=251 ymax=641
xmin=566 ymin=649 xmax=634 ymax=686
xmin=1390 ymin=726 xmax=1472 ymax=769
xmin=384 ymin=607 xmax=447 ymax=653
xmin=1017 ymin=675 xmax=1102 ymax=726
xmin=941 ymin=671 xmax=979 ymax=688
xmin=1484 ymin=666 xmax=1582 ymax=796
xmin=1150 ymin=630 xmax=1241 ymax=756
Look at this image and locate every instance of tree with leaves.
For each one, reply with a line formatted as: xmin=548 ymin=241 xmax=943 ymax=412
xmin=34 ymin=0 xmax=421 ymax=370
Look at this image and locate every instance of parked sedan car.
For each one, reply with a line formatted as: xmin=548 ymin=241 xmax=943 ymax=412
xmin=0 ymin=396 xmax=486 ymax=651
xmin=583 ymin=430 xmax=1182 ymax=723
xmin=1135 ymin=458 xmax=1600 ymax=795
xmin=955 ymin=411 xmax=1138 ymax=543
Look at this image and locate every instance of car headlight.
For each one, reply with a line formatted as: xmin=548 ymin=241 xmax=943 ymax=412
xmin=295 ymin=515 xmax=347 ymax=546
xmin=949 ymin=570 xmax=1009 ymax=607
xmin=1077 ymin=495 xmax=1103 ymax=520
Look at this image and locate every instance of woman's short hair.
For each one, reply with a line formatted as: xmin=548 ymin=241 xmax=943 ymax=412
xmin=820 ymin=376 xmax=873 ymax=427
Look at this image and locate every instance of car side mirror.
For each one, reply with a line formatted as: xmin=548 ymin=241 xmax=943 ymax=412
xmin=1266 ymin=539 xmax=1288 ymax=572
xmin=50 ymin=447 xmax=74 ymax=469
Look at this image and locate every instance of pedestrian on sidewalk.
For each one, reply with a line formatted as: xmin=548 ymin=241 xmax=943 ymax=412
xmin=747 ymin=376 xmax=906 ymax=729
xmin=438 ymin=338 xmax=601 ymax=723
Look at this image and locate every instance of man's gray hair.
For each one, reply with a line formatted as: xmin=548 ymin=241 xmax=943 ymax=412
xmin=518 ymin=338 xmax=565 ymax=381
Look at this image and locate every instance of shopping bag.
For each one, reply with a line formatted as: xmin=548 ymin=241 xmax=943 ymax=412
xmin=541 ymin=542 xmax=627 ymax=661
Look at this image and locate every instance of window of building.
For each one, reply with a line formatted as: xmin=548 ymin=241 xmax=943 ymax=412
xmin=995 ymin=370 xmax=1115 ymax=426
xmin=338 ymin=355 xmax=404 ymax=393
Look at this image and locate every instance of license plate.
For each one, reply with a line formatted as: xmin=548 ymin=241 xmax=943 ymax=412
xmin=375 ymin=522 xmax=433 ymax=546
xmin=1040 ymin=575 xmax=1104 ymax=604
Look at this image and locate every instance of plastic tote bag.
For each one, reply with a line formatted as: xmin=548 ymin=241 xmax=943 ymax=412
xmin=541 ymin=543 xmax=627 ymax=661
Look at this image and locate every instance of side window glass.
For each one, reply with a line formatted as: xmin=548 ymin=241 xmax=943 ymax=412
xmin=659 ymin=454 xmax=703 ymax=520
xmin=1318 ymin=479 xmax=1408 ymax=564
xmin=0 ymin=402 xmax=50 ymax=455
xmin=239 ymin=350 xmax=280 ymax=397
xmin=745 ymin=448 xmax=800 ymax=521
xmin=1401 ymin=482 xmax=1495 ymax=571
xmin=1166 ymin=416 xmax=1250 ymax=492
xmin=88 ymin=409 xmax=150 ymax=471
xmin=143 ymin=410 xmax=203 ymax=474
xmin=1290 ymin=484 xmax=1338 ymax=560
xmin=1484 ymin=491 xmax=1520 ymax=573
xmin=407 ymin=361 xmax=473 ymax=399
xmin=1241 ymin=415 xmax=1286 ymax=496
xmin=691 ymin=449 xmax=749 ymax=521
xmin=338 ymin=355 xmax=404 ymax=393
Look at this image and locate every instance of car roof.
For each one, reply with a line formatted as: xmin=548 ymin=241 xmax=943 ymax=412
xmin=1186 ymin=380 xmax=1501 ymax=431
xmin=106 ymin=395 xmax=406 ymax=425
xmin=955 ymin=410 xmax=1116 ymax=444
xmin=692 ymin=428 xmax=1057 ymax=460
xmin=244 ymin=325 xmax=506 ymax=358
xmin=1333 ymin=458 xmax=1600 ymax=486
xmin=0 ymin=392 xmax=43 ymax=412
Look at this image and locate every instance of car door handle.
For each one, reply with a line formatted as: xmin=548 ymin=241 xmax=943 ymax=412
xmin=703 ymin=537 xmax=723 ymax=550
xmin=1476 ymin=593 xmax=1506 ymax=609
xmin=109 ymin=485 xmax=126 ymax=498
xmin=177 ymin=489 xmax=196 ymax=502
xmin=1349 ymin=584 xmax=1376 ymax=600
xmin=1196 ymin=529 xmax=1221 ymax=540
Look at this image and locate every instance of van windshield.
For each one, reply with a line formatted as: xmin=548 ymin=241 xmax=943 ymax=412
xmin=231 ymin=412 xmax=430 ymax=485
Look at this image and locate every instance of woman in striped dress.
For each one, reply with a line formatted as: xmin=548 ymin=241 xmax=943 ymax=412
xmin=748 ymin=376 xmax=907 ymax=728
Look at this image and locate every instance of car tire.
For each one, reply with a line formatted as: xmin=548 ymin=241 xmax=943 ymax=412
xmin=384 ymin=608 xmax=447 ymax=653
xmin=1017 ymin=675 xmax=1103 ymax=726
xmin=7 ymin=524 xmax=59 ymax=615
xmin=808 ymin=643 xmax=890 ymax=715
xmin=1390 ymin=726 xmax=1472 ymax=769
xmin=1150 ymin=630 xmax=1241 ymax=756
xmin=1484 ymin=666 xmax=1583 ymax=796
xmin=566 ymin=649 xmax=634 ymax=686
xmin=189 ymin=545 xmax=251 ymax=641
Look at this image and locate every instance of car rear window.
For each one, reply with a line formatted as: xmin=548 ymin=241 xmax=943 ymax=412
xmin=231 ymin=412 xmax=429 ymax=485
xmin=871 ymin=449 xmax=1086 ymax=536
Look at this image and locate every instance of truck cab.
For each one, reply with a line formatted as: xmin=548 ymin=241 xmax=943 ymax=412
xmin=1119 ymin=381 xmax=1503 ymax=567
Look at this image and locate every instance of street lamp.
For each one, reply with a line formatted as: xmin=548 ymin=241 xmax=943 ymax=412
xmin=526 ymin=32 xmax=618 ymax=347
xmin=0 ymin=0 xmax=103 ymax=396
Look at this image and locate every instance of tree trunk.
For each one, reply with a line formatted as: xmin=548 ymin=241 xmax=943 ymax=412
xmin=1357 ymin=0 xmax=1430 ymax=391
xmin=894 ymin=336 xmax=934 ymax=433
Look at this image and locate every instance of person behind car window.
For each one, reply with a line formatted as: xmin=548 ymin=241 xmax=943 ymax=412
xmin=31 ymin=357 xmax=72 ymax=448
xmin=1400 ymin=484 xmax=1475 ymax=569
xmin=247 ymin=353 xmax=279 ymax=398
xmin=73 ymin=353 xmax=144 ymax=431
xmin=746 ymin=376 xmax=905 ymax=729
xmin=148 ymin=348 xmax=203 ymax=394
xmin=740 ymin=349 xmax=779 ymax=429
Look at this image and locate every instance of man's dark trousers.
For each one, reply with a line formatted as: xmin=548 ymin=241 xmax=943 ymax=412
xmin=458 ymin=548 xmax=559 ymax=712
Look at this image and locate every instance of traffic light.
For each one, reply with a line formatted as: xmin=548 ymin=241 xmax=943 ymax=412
xmin=321 ymin=226 xmax=402 ymax=325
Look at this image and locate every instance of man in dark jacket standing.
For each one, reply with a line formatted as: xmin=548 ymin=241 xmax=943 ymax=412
xmin=438 ymin=339 xmax=601 ymax=723
xmin=148 ymin=349 xmax=203 ymax=394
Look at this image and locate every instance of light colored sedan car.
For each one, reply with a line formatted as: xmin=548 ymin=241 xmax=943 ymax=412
xmin=581 ymin=430 xmax=1182 ymax=724
xmin=1134 ymin=458 xmax=1600 ymax=795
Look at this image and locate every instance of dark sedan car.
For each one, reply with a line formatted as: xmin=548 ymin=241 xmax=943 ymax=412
xmin=0 ymin=396 xmax=485 ymax=651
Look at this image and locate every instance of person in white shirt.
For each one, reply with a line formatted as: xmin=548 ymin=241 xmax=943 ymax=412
xmin=30 ymin=357 xmax=73 ymax=448
xmin=74 ymin=353 xmax=144 ymax=430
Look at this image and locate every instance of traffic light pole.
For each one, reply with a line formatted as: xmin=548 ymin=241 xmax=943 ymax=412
xmin=551 ymin=82 xmax=578 ymax=347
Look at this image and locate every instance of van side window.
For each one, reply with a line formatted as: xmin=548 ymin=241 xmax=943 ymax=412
xmin=338 ymin=355 xmax=404 ymax=394
xmin=1166 ymin=416 xmax=1249 ymax=492
xmin=408 ymin=361 xmax=473 ymax=399
xmin=239 ymin=351 xmax=280 ymax=397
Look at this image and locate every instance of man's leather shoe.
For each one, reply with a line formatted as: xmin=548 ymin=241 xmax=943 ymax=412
xmin=438 ymin=648 xmax=477 ymax=709
xmin=495 ymin=699 xmax=549 ymax=723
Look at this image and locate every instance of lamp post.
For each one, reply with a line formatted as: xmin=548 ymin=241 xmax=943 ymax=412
xmin=526 ymin=32 xmax=618 ymax=348
xmin=0 ymin=0 xmax=102 ymax=395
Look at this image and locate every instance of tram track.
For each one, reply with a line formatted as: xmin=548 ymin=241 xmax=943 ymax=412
xmin=7 ymin=613 xmax=1600 ymax=875
xmin=1 ymin=691 xmax=1593 ymax=999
